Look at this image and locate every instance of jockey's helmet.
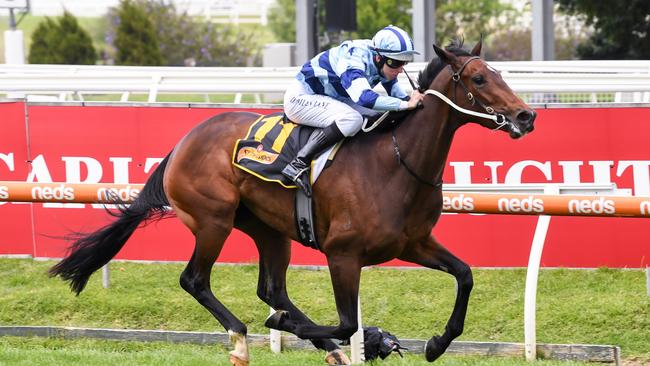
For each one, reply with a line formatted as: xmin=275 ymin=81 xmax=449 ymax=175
xmin=371 ymin=25 xmax=420 ymax=62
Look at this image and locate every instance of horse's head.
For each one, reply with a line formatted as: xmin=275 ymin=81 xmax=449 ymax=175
xmin=419 ymin=39 xmax=536 ymax=138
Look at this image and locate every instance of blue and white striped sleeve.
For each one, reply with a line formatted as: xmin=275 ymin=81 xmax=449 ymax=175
xmin=337 ymin=50 xmax=408 ymax=111
xmin=382 ymin=79 xmax=409 ymax=100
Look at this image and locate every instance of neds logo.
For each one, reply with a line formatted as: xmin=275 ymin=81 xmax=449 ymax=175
xmin=0 ymin=185 xmax=8 ymax=199
xmin=97 ymin=186 xmax=140 ymax=202
xmin=32 ymin=185 xmax=75 ymax=201
xmin=640 ymin=201 xmax=650 ymax=216
xmin=567 ymin=197 xmax=615 ymax=215
xmin=443 ymin=194 xmax=474 ymax=211
xmin=497 ymin=196 xmax=544 ymax=213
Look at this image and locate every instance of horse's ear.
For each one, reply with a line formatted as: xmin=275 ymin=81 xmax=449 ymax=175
xmin=433 ymin=43 xmax=455 ymax=64
xmin=470 ymin=35 xmax=483 ymax=57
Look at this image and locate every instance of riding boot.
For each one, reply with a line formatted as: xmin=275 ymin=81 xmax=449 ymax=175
xmin=282 ymin=123 xmax=345 ymax=197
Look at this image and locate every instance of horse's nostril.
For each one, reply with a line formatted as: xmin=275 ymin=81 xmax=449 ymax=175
xmin=517 ymin=110 xmax=532 ymax=123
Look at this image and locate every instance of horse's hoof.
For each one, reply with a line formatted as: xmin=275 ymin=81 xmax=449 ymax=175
xmin=425 ymin=335 xmax=446 ymax=362
xmin=325 ymin=349 xmax=351 ymax=365
xmin=229 ymin=354 xmax=249 ymax=366
xmin=264 ymin=310 xmax=289 ymax=330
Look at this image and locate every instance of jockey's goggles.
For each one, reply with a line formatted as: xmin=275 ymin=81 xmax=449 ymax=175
xmin=384 ymin=57 xmax=408 ymax=69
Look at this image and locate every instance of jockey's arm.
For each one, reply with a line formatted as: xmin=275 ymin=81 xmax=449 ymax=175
xmin=383 ymin=79 xmax=424 ymax=109
xmin=336 ymin=48 xmax=411 ymax=112
xmin=341 ymin=68 xmax=410 ymax=111
xmin=382 ymin=78 xmax=408 ymax=99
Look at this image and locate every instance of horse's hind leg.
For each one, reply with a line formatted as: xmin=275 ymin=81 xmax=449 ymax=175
xmin=399 ymin=235 xmax=473 ymax=362
xmin=265 ymin=253 xmax=362 ymax=343
xmin=179 ymin=214 xmax=249 ymax=366
xmin=237 ymin=215 xmax=349 ymax=365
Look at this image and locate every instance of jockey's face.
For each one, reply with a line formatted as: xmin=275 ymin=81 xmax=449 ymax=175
xmin=382 ymin=62 xmax=404 ymax=80
xmin=376 ymin=55 xmax=405 ymax=80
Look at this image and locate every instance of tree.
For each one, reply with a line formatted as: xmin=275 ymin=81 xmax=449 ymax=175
xmin=485 ymin=28 xmax=583 ymax=61
xmin=435 ymin=0 xmax=517 ymax=44
xmin=113 ymin=0 xmax=163 ymax=66
xmin=483 ymin=5 xmax=589 ymax=61
xmin=28 ymin=18 xmax=58 ymax=63
xmin=268 ymin=0 xmax=412 ymax=44
xmin=268 ymin=0 xmax=296 ymax=43
xmin=28 ymin=11 xmax=97 ymax=64
xmin=267 ymin=0 xmax=517 ymax=50
xmin=557 ymin=0 xmax=650 ymax=59
xmin=355 ymin=0 xmax=413 ymax=38
xmin=137 ymin=0 xmax=199 ymax=66
xmin=107 ymin=0 xmax=260 ymax=66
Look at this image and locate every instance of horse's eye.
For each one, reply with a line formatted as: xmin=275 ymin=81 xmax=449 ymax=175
xmin=472 ymin=75 xmax=485 ymax=85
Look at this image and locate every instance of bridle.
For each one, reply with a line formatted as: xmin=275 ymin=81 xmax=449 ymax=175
xmin=426 ymin=56 xmax=508 ymax=130
xmin=391 ymin=55 xmax=510 ymax=189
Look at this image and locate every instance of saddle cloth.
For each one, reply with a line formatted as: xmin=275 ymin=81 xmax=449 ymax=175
xmin=232 ymin=112 xmax=339 ymax=188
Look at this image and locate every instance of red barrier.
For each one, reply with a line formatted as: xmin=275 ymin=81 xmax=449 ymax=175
xmin=0 ymin=102 xmax=32 ymax=256
xmin=1 ymin=102 xmax=648 ymax=267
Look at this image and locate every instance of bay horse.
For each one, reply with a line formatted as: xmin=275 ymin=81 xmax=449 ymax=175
xmin=50 ymin=40 xmax=536 ymax=365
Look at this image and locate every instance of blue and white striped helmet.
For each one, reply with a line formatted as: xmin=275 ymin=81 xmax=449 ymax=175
xmin=371 ymin=25 xmax=420 ymax=62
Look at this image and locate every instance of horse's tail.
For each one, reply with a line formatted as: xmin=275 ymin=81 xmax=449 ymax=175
xmin=49 ymin=153 xmax=172 ymax=295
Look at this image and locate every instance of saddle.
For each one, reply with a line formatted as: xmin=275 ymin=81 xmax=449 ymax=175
xmin=232 ymin=108 xmax=410 ymax=185
xmin=233 ymin=112 xmax=317 ymax=189
xmin=232 ymin=109 xmax=412 ymax=250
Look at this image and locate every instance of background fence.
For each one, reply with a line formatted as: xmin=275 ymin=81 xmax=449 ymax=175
xmin=1 ymin=60 xmax=650 ymax=103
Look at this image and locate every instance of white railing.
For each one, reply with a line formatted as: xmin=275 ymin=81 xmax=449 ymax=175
xmin=1 ymin=60 xmax=650 ymax=104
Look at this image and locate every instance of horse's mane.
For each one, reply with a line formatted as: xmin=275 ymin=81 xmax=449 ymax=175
xmin=417 ymin=38 xmax=472 ymax=92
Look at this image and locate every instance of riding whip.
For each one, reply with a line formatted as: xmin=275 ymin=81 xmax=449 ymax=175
xmin=403 ymin=69 xmax=419 ymax=91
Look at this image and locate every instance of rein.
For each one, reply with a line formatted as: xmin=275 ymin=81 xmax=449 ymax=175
xmin=391 ymin=129 xmax=442 ymax=188
xmin=422 ymin=89 xmax=506 ymax=126
xmin=390 ymin=56 xmax=510 ymax=188
xmin=390 ymin=68 xmax=443 ymax=188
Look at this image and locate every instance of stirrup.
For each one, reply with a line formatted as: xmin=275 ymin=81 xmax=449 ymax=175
xmin=281 ymin=161 xmax=309 ymax=182
xmin=293 ymin=173 xmax=312 ymax=197
xmin=282 ymin=161 xmax=312 ymax=197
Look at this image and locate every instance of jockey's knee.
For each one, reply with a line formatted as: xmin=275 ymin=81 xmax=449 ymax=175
xmin=335 ymin=113 xmax=363 ymax=137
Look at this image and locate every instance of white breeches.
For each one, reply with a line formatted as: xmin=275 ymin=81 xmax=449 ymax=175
xmin=283 ymin=79 xmax=364 ymax=137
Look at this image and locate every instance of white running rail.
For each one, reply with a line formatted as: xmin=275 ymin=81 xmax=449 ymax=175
xmin=1 ymin=61 xmax=650 ymax=103
xmin=445 ymin=183 xmax=629 ymax=362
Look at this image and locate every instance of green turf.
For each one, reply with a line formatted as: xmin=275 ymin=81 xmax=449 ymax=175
xmin=0 ymin=336 xmax=606 ymax=366
xmin=0 ymin=259 xmax=647 ymax=363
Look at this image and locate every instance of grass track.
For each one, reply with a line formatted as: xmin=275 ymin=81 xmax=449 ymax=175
xmin=0 ymin=337 xmax=607 ymax=366
xmin=0 ymin=259 xmax=648 ymax=364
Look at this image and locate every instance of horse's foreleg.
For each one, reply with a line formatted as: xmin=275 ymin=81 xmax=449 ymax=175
xmin=239 ymin=217 xmax=343 ymax=357
xmin=271 ymin=255 xmax=361 ymax=343
xmin=399 ymin=236 xmax=473 ymax=362
xmin=259 ymin=252 xmax=352 ymax=365
xmin=180 ymin=221 xmax=249 ymax=365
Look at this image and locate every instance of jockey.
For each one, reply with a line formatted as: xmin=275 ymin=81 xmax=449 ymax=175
xmin=282 ymin=25 xmax=425 ymax=196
